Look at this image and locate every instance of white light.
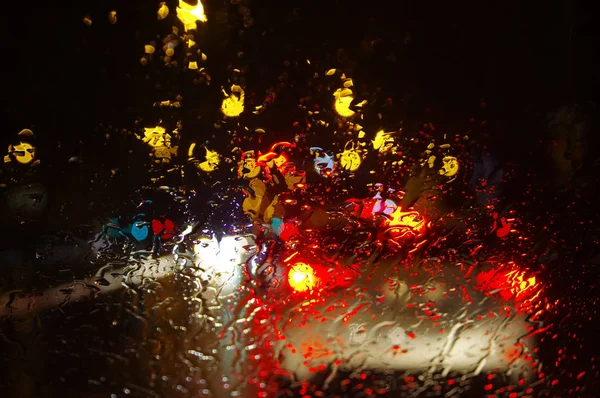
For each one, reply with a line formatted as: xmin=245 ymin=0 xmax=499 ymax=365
xmin=193 ymin=235 xmax=256 ymax=296
xmin=348 ymin=323 xmax=367 ymax=345
xmin=388 ymin=326 xmax=406 ymax=345
xmin=277 ymin=293 xmax=538 ymax=383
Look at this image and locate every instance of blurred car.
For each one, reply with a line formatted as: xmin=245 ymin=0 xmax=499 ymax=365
xmin=231 ymin=197 xmax=543 ymax=388
xmin=266 ymin=253 xmax=540 ymax=384
xmin=173 ymin=194 xmax=542 ymax=393
xmin=0 ymin=196 xmax=542 ymax=397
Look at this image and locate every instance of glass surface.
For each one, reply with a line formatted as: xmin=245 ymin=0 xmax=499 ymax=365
xmin=1 ymin=1 xmax=598 ymax=397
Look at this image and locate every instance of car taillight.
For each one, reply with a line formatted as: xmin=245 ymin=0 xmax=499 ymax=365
xmin=288 ymin=262 xmax=317 ymax=292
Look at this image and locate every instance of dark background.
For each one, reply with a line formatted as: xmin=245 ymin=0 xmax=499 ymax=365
xmin=2 ymin=0 xmax=597 ymax=153
xmin=2 ymin=0 xmax=598 ymax=229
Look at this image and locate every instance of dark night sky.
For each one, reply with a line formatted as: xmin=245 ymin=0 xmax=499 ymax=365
xmin=1 ymin=0 xmax=598 ymax=230
xmin=2 ymin=0 xmax=597 ymax=135
xmin=0 ymin=0 xmax=596 ymax=215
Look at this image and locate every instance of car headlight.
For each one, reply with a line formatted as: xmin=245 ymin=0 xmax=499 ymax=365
xmin=192 ymin=234 xmax=257 ymax=296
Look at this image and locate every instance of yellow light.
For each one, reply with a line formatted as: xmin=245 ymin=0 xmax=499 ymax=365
xmin=386 ymin=208 xmax=426 ymax=232
xmin=372 ymin=130 xmax=394 ymax=152
xmin=142 ymin=126 xmax=170 ymax=148
xmin=333 ymin=88 xmax=355 ymax=117
xmin=221 ymin=85 xmax=245 ymax=117
xmin=108 ymin=11 xmax=117 ymax=24
xmin=439 ymin=156 xmax=459 ymax=177
xmin=288 ymin=262 xmax=317 ymax=293
xmin=242 ymin=178 xmax=268 ymax=219
xmin=176 ymin=0 xmax=207 ymax=32
xmin=6 ymin=142 xmax=35 ymax=164
xmin=238 ymin=152 xmax=261 ymax=179
xmin=190 ymin=144 xmax=220 ymax=172
xmin=505 ymin=270 xmax=538 ymax=299
xmin=339 ymin=141 xmax=361 ymax=171
xmin=157 ymin=2 xmax=169 ymax=20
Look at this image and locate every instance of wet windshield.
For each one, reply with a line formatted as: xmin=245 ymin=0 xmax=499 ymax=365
xmin=1 ymin=1 xmax=598 ymax=397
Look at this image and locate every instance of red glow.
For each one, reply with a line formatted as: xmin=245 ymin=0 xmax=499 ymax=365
xmin=257 ymin=142 xmax=295 ymax=165
xmin=359 ymin=199 xmax=376 ymax=219
xmin=475 ymin=264 xmax=541 ymax=310
xmin=152 ymin=218 xmax=176 ymax=240
xmin=278 ymin=222 xmax=299 ymax=241
xmin=257 ymin=152 xmax=280 ymax=164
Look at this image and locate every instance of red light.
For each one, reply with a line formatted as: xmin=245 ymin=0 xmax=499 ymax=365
xmin=288 ymin=262 xmax=317 ymax=292
xmin=278 ymin=222 xmax=299 ymax=241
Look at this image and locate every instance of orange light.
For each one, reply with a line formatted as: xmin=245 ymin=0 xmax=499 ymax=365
xmin=257 ymin=152 xmax=278 ymax=164
xmin=504 ymin=270 xmax=538 ymax=299
xmin=288 ymin=262 xmax=317 ymax=293
xmin=475 ymin=264 xmax=542 ymax=312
